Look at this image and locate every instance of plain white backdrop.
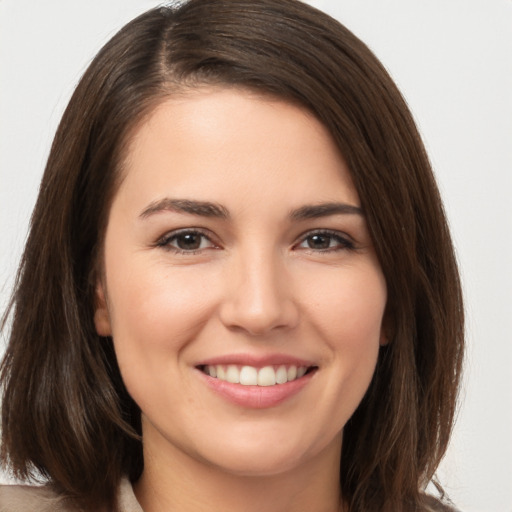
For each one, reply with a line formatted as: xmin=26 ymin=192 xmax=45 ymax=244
xmin=1 ymin=1 xmax=511 ymax=511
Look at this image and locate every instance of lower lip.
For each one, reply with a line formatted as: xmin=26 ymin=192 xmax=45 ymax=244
xmin=197 ymin=369 xmax=315 ymax=409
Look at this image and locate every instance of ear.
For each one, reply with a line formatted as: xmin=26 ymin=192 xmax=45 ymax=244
xmin=94 ymin=280 xmax=112 ymax=336
xmin=379 ymin=306 xmax=393 ymax=346
xmin=379 ymin=329 xmax=390 ymax=346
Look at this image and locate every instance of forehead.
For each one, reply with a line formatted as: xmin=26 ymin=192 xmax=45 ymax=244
xmin=115 ymin=86 xmax=359 ymax=213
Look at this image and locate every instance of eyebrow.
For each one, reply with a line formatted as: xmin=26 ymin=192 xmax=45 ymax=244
xmin=139 ymin=198 xmax=230 ymax=219
xmin=139 ymin=198 xmax=363 ymax=221
xmin=289 ymin=202 xmax=363 ymax=220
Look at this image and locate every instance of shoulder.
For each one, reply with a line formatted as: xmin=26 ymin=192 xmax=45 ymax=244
xmin=0 ymin=484 xmax=72 ymax=512
xmin=0 ymin=478 xmax=142 ymax=512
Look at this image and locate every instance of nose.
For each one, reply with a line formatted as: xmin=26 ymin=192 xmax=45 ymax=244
xmin=218 ymin=249 xmax=299 ymax=336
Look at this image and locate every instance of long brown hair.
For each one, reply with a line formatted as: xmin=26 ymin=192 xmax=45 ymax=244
xmin=1 ymin=1 xmax=464 ymax=510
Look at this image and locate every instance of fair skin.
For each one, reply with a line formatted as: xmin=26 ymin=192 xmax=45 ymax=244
xmin=94 ymin=88 xmax=387 ymax=512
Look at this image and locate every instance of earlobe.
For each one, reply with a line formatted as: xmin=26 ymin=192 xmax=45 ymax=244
xmin=379 ymin=307 xmax=393 ymax=346
xmin=94 ymin=281 xmax=112 ymax=336
xmin=379 ymin=330 xmax=390 ymax=346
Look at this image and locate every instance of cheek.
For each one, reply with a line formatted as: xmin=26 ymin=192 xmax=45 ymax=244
xmin=287 ymin=263 xmax=386 ymax=446
xmin=104 ymin=262 xmax=221 ymax=420
xmin=305 ymin=264 xmax=387 ymax=348
xmin=304 ymin=262 xmax=386 ymax=404
xmin=104 ymin=257 xmax=218 ymax=363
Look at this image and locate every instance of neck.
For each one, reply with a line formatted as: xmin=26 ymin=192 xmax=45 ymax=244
xmin=134 ymin=432 xmax=343 ymax=512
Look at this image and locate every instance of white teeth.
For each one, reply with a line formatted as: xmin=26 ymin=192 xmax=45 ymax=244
xmin=258 ymin=366 xmax=276 ymax=386
xmin=203 ymin=364 xmax=311 ymax=386
xmin=275 ymin=365 xmax=288 ymax=384
xmin=287 ymin=365 xmax=297 ymax=381
xmin=240 ymin=366 xmax=258 ymax=385
xmin=226 ymin=365 xmax=240 ymax=383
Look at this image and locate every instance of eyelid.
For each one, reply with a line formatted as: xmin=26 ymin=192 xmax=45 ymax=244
xmin=293 ymin=228 xmax=356 ymax=252
xmin=156 ymin=227 xmax=220 ymax=253
xmin=154 ymin=227 xmax=356 ymax=254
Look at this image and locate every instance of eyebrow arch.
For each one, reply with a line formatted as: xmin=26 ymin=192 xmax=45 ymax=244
xmin=139 ymin=198 xmax=230 ymax=219
xmin=290 ymin=202 xmax=363 ymax=220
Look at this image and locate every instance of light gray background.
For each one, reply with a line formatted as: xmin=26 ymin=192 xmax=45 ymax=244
xmin=1 ymin=1 xmax=511 ymax=511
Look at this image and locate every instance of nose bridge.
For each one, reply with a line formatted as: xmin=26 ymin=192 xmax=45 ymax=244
xmin=219 ymin=242 xmax=298 ymax=335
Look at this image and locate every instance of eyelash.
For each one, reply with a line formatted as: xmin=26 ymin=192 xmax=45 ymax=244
xmin=295 ymin=229 xmax=356 ymax=253
xmin=156 ymin=228 xmax=217 ymax=255
xmin=156 ymin=228 xmax=356 ymax=255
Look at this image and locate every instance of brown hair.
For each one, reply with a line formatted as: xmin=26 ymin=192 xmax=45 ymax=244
xmin=0 ymin=1 xmax=464 ymax=510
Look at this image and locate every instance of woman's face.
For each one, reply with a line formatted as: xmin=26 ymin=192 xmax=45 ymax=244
xmin=95 ymin=88 xmax=387 ymax=477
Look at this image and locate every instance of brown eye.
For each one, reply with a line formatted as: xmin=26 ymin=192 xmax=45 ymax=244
xmin=306 ymin=234 xmax=332 ymax=250
xmin=297 ymin=230 xmax=355 ymax=252
xmin=158 ymin=230 xmax=216 ymax=253
xmin=175 ymin=233 xmax=203 ymax=250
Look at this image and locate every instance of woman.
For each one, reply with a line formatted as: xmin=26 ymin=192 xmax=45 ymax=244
xmin=0 ymin=1 xmax=464 ymax=511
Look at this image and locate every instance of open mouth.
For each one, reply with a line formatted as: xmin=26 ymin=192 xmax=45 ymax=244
xmin=198 ymin=364 xmax=317 ymax=387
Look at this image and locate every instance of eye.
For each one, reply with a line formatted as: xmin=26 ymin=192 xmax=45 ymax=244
xmin=296 ymin=230 xmax=355 ymax=252
xmin=157 ymin=229 xmax=217 ymax=253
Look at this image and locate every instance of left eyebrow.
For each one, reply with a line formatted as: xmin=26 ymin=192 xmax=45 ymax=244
xmin=139 ymin=198 xmax=230 ymax=220
xmin=289 ymin=202 xmax=363 ymax=220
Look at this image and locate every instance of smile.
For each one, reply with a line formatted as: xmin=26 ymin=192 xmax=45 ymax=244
xmin=200 ymin=364 xmax=312 ymax=386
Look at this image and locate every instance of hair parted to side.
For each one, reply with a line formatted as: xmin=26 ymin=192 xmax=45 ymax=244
xmin=0 ymin=1 xmax=464 ymax=511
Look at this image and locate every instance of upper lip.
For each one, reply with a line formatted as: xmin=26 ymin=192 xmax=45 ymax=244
xmin=195 ymin=353 xmax=317 ymax=369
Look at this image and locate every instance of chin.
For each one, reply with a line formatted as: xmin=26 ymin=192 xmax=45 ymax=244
xmin=208 ymin=448 xmax=307 ymax=478
xmin=193 ymin=428 xmax=341 ymax=478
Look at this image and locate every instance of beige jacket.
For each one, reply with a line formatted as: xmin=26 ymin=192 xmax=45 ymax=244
xmin=0 ymin=478 xmax=142 ymax=512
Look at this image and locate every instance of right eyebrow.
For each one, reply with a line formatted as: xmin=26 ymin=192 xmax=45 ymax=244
xmin=139 ymin=198 xmax=230 ymax=220
xmin=289 ymin=202 xmax=363 ymax=220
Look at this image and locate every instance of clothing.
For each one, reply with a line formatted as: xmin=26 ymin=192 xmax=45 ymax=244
xmin=0 ymin=478 xmax=142 ymax=512
xmin=0 ymin=479 xmax=462 ymax=512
